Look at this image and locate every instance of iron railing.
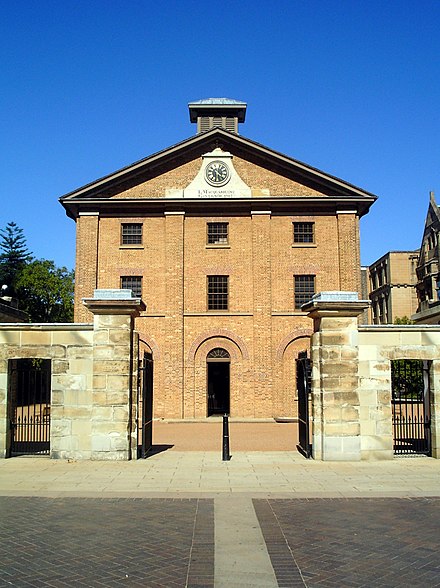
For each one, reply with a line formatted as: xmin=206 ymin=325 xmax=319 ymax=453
xmin=391 ymin=359 xmax=431 ymax=456
xmin=9 ymin=359 xmax=51 ymax=456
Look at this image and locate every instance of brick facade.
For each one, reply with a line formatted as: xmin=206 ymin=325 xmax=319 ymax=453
xmin=61 ymin=118 xmax=376 ymax=420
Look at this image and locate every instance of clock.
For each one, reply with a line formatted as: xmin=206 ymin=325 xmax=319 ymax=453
xmin=205 ymin=160 xmax=230 ymax=186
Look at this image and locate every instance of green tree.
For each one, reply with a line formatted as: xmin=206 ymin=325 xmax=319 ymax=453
xmin=0 ymin=222 xmax=32 ymax=296
xmin=393 ymin=316 xmax=414 ymax=325
xmin=16 ymin=260 xmax=74 ymax=322
xmin=391 ymin=359 xmax=424 ymax=400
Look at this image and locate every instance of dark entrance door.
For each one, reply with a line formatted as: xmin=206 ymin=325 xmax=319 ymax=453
xmin=296 ymin=351 xmax=311 ymax=458
xmin=8 ymin=358 xmax=51 ymax=456
xmin=207 ymin=348 xmax=230 ymax=416
xmin=391 ymin=359 xmax=431 ymax=455
xmin=138 ymin=352 xmax=153 ymax=458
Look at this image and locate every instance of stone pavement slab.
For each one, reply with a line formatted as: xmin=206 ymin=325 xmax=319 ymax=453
xmin=1 ymin=452 xmax=440 ymax=498
xmin=214 ymin=497 xmax=277 ymax=587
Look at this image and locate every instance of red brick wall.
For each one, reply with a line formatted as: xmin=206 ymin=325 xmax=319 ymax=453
xmin=72 ymin=155 xmax=362 ymax=418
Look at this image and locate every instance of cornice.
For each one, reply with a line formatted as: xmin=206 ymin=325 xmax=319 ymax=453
xmin=62 ymin=195 xmax=375 ymax=220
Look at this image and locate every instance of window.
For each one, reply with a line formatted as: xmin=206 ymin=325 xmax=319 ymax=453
xmin=121 ymin=223 xmax=142 ymax=245
xmin=293 ymin=222 xmax=314 ymax=244
xmin=207 ymin=222 xmax=228 ymax=245
xmin=207 ymin=348 xmax=230 ymax=360
xmin=377 ymin=262 xmax=387 ymax=287
xmin=121 ymin=276 xmax=142 ymax=297
xmin=294 ymin=275 xmax=315 ymax=309
xmin=207 ymin=275 xmax=228 ymax=310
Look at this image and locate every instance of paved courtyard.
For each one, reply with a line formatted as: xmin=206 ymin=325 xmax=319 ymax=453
xmin=1 ymin=494 xmax=440 ymax=587
xmin=1 ymin=450 xmax=440 ymax=587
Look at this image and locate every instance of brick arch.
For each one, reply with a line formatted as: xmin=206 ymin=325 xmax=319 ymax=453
xmin=194 ymin=337 xmax=241 ymax=364
xmin=138 ymin=335 xmax=161 ymax=360
xmin=276 ymin=329 xmax=313 ymax=361
xmin=187 ymin=329 xmax=249 ymax=362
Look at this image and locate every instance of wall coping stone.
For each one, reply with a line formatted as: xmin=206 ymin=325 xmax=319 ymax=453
xmin=360 ymin=325 xmax=440 ymax=332
xmin=0 ymin=323 xmax=93 ymax=331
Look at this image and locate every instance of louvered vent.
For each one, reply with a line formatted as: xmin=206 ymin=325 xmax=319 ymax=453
xmin=189 ymin=99 xmax=246 ymax=134
xmin=199 ymin=117 xmax=211 ymax=132
xmin=225 ymin=117 xmax=237 ymax=133
xmin=197 ymin=116 xmax=238 ymax=133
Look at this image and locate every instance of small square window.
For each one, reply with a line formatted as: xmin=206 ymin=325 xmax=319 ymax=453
xmin=121 ymin=276 xmax=142 ymax=297
xmin=207 ymin=222 xmax=228 ymax=245
xmin=293 ymin=222 xmax=314 ymax=244
xmin=121 ymin=223 xmax=142 ymax=245
xmin=207 ymin=275 xmax=228 ymax=310
xmin=294 ymin=275 xmax=315 ymax=309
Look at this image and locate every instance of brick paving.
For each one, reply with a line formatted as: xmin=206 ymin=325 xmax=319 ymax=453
xmin=254 ymin=497 xmax=440 ymax=588
xmin=2 ymin=454 xmax=440 ymax=587
xmin=2 ymin=495 xmax=440 ymax=587
xmin=0 ymin=497 xmax=214 ymax=588
xmin=153 ymin=421 xmax=298 ymax=451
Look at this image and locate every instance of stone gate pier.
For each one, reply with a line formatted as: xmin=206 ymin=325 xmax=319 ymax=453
xmin=0 ymin=290 xmax=144 ymax=461
xmin=304 ymin=292 xmax=440 ymax=461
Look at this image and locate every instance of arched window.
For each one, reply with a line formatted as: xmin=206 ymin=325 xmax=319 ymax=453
xmin=207 ymin=348 xmax=230 ymax=361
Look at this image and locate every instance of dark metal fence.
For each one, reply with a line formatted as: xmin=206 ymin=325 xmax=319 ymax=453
xmin=138 ymin=352 xmax=153 ymax=458
xmin=296 ymin=351 xmax=312 ymax=458
xmin=8 ymin=358 xmax=51 ymax=456
xmin=391 ymin=359 xmax=431 ymax=456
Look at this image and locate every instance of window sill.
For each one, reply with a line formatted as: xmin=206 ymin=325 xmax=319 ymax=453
xmin=272 ymin=311 xmax=308 ymax=316
xmin=206 ymin=244 xmax=230 ymax=249
xmin=119 ymin=245 xmax=144 ymax=250
xmin=291 ymin=243 xmax=316 ymax=248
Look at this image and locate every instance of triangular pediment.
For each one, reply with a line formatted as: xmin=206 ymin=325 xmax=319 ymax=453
xmin=60 ymin=128 xmax=377 ymax=217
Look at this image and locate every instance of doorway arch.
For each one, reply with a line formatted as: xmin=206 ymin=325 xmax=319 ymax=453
xmin=207 ymin=348 xmax=230 ymax=416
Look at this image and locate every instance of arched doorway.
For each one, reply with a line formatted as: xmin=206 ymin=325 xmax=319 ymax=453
xmin=207 ymin=348 xmax=230 ymax=416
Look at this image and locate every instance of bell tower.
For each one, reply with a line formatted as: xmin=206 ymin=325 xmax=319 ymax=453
xmin=188 ymin=98 xmax=247 ymax=134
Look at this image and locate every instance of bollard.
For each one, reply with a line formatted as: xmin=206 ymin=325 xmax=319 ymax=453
xmin=222 ymin=414 xmax=231 ymax=461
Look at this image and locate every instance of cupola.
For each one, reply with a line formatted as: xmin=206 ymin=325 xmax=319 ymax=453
xmin=188 ymin=98 xmax=247 ymax=134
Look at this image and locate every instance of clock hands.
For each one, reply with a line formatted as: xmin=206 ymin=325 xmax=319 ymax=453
xmin=206 ymin=161 xmax=230 ymax=185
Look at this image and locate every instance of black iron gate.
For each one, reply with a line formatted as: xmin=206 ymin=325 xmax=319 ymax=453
xmin=391 ymin=359 xmax=431 ymax=456
xmin=296 ymin=350 xmax=312 ymax=458
xmin=138 ymin=352 xmax=153 ymax=458
xmin=8 ymin=358 xmax=51 ymax=456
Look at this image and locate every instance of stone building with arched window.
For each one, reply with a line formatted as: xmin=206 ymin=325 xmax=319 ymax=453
xmin=60 ymin=98 xmax=376 ymax=421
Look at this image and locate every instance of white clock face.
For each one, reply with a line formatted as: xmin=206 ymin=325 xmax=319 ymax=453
xmin=205 ymin=161 xmax=230 ymax=186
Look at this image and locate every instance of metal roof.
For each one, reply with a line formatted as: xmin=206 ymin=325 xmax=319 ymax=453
xmin=188 ymin=98 xmax=246 ymax=106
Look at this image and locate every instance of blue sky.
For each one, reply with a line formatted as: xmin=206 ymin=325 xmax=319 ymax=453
xmin=1 ymin=0 xmax=439 ymax=269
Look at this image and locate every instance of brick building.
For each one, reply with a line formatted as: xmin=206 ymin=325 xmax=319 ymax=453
xmin=60 ymin=98 xmax=376 ymax=420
